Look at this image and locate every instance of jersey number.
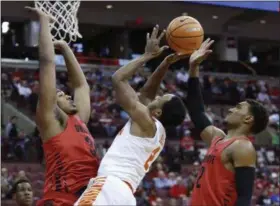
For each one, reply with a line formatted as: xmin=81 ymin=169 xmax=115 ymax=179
xmin=144 ymin=147 xmax=161 ymax=172
xmin=196 ymin=166 xmax=205 ymax=188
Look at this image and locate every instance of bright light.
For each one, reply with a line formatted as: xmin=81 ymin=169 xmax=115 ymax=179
xmin=260 ymin=20 xmax=266 ymax=24
xmin=250 ymin=56 xmax=258 ymax=63
xmin=106 ymin=4 xmax=113 ymax=9
xmin=2 ymin=21 xmax=9 ymax=34
xmin=212 ymin=15 xmax=218 ymax=19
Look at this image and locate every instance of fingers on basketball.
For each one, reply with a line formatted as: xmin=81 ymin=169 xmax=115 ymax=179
xmin=158 ymin=29 xmax=166 ymax=41
xmin=178 ymin=53 xmax=189 ymax=59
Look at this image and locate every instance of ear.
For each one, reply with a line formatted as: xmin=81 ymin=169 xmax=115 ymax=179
xmin=152 ymin=108 xmax=162 ymax=118
xmin=244 ymin=115 xmax=254 ymax=124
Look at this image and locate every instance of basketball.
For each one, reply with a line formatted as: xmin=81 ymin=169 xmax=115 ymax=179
xmin=166 ymin=16 xmax=204 ymax=54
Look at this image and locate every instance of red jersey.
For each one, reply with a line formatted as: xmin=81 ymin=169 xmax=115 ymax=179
xmin=40 ymin=115 xmax=99 ymax=205
xmin=191 ymin=137 xmax=241 ymax=206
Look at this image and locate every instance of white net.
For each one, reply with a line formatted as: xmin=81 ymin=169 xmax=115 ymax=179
xmin=34 ymin=0 xmax=82 ymax=43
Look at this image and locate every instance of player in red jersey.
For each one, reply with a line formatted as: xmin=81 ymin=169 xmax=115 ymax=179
xmin=186 ymin=39 xmax=269 ymax=206
xmin=25 ymin=7 xmax=99 ymax=206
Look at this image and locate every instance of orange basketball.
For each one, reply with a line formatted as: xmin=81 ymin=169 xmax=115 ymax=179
xmin=166 ymin=16 xmax=204 ymax=54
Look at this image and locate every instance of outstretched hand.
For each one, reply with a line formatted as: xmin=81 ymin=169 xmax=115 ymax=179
xmin=164 ymin=53 xmax=189 ymax=65
xmin=189 ymin=38 xmax=214 ymax=68
xmin=144 ymin=25 xmax=169 ymax=58
xmin=25 ymin=6 xmax=55 ymax=22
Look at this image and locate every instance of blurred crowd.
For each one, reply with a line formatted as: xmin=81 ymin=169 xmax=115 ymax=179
xmin=1 ymin=64 xmax=279 ymax=139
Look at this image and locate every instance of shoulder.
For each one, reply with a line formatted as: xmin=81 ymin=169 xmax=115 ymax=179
xmin=231 ymin=138 xmax=256 ymax=167
xmin=231 ymin=138 xmax=255 ymax=153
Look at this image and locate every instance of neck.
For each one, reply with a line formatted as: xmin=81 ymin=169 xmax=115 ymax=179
xmin=226 ymin=126 xmax=251 ymax=139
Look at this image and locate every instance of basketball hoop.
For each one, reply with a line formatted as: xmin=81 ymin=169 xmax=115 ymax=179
xmin=34 ymin=0 xmax=82 ymax=43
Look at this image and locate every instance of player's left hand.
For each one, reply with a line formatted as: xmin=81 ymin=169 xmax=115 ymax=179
xmin=164 ymin=53 xmax=189 ymax=65
xmin=144 ymin=25 xmax=169 ymax=58
xmin=189 ymin=38 xmax=214 ymax=68
xmin=25 ymin=6 xmax=56 ymax=23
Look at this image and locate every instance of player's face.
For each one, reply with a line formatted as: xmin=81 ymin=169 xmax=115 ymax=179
xmin=224 ymin=101 xmax=253 ymax=129
xmin=56 ymin=90 xmax=78 ymax=115
xmin=15 ymin=182 xmax=33 ymax=206
xmin=148 ymin=94 xmax=174 ymax=117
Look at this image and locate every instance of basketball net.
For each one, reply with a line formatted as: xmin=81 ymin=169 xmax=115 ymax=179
xmin=34 ymin=0 xmax=82 ymax=43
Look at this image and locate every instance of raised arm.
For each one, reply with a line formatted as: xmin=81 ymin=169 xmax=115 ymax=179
xmin=54 ymin=41 xmax=90 ymax=123
xmin=25 ymin=7 xmax=57 ymax=129
xmin=138 ymin=25 xmax=186 ymax=105
xmin=186 ymin=39 xmax=225 ymax=146
xmin=139 ymin=53 xmax=188 ymax=105
xmin=112 ymin=26 xmax=167 ymax=133
xmin=112 ymin=54 xmax=155 ymax=132
xmin=231 ymin=139 xmax=256 ymax=206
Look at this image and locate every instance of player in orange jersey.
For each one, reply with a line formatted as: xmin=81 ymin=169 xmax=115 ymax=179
xmin=75 ymin=25 xmax=188 ymax=206
xmin=186 ymin=39 xmax=269 ymax=206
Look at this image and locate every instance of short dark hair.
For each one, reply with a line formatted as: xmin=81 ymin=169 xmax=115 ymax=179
xmin=246 ymin=99 xmax=269 ymax=134
xmin=11 ymin=178 xmax=31 ymax=195
xmin=159 ymin=96 xmax=186 ymax=127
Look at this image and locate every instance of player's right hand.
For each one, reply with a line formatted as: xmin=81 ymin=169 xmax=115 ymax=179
xmin=189 ymin=38 xmax=214 ymax=68
xmin=144 ymin=25 xmax=169 ymax=58
xmin=53 ymin=40 xmax=68 ymax=49
xmin=25 ymin=6 xmax=55 ymax=22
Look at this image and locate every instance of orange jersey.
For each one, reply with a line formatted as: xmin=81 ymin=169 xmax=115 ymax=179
xmin=40 ymin=115 xmax=99 ymax=205
xmin=190 ymin=137 xmax=241 ymax=206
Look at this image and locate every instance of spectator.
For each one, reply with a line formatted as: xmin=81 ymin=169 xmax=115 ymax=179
xmin=13 ymin=131 xmax=30 ymax=161
xmin=1 ymin=168 xmax=12 ymax=199
xmin=14 ymin=171 xmax=27 ymax=183
xmin=166 ymin=172 xmax=177 ymax=188
xmin=169 ymin=198 xmax=177 ymax=206
xmin=15 ymin=80 xmax=32 ymax=99
xmin=256 ymin=189 xmax=271 ymax=205
xmin=257 ymin=88 xmax=271 ymax=103
xmin=11 ymin=178 xmax=33 ymax=206
xmin=270 ymin=187 xmax=280 ymax=205
xmin=153 ymin=170 xmax=169 ymax=189
xmin=29 ymin=81 xmax=39 ymax=114
xmin=205 ymin=107 xmax=216 ymax=123
xmin=169 ymin=176 xmax=187 ymax=199
xmin=5 ymin=116 xmax=18 ymax=139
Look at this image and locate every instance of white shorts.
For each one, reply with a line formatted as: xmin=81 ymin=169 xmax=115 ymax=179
xmin=74 ymin=176 xmax=136 ymax=206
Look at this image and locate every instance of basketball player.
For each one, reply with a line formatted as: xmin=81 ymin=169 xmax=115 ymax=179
xmin=186 ymin=38 xmax=269 ymax=206
xmin=75 ymin=25 xmax=187 ymax=205
xmin=25 ymin=7 xmax=99 ymax=206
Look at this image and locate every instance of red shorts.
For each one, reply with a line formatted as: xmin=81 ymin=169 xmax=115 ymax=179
xmin=36 ymin=191 xmax=78 ymax=206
